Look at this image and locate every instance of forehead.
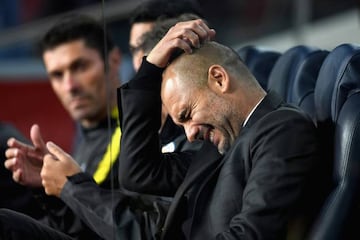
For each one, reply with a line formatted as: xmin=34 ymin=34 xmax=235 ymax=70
xmin=161 ymin=69 xmax=196 ymax=116
xmin=161 ymin=80 xmax=186 ymax=120
xmin=129 ymin=22 xmax=154 ymax=46
xmin=43 ymin=40 xmax=100 ymax=70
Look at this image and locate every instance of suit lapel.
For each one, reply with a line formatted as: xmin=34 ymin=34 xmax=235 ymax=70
xmin=162 ymin=141 xmax=221 ymax=237
xmin=246 ymin=91 xmax=283 ymax=128
xmin=187 ymin=156 xmax=226 ymax=238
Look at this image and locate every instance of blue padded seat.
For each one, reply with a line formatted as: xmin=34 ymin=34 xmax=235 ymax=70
xmin=236 ymin=45 xmax=281 ymax=89
xmin=308 ymin=93 xmax=360 ymax=240
xmin=312 ymin=43 xmax=360 ymax=186
xmin=267 ymin=45 xmax=327 ymax=107
xmin=307 ymin=43 xmax=360 ymax=240
xmin=288 ymin=49 xmax=329 ymax=121
xmin=314 ymin=43 xmax=360 ymax=126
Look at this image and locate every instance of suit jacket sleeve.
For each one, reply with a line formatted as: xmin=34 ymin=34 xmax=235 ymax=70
xmin=118 ymin=59 xmax=192 ymax=196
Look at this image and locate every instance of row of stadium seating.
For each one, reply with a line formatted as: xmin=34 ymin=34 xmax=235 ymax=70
xmin=238 ymin=43 xmax=360 ymax=240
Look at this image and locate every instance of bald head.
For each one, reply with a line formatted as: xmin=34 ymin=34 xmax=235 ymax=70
xmin=161 ymin=41 xmax=266 ymax=154
xmin=164 ymin=41 xmax=261 ymax=90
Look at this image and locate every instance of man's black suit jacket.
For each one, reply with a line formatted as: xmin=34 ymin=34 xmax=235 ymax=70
xmin=118 ymin=60 xmax=325 ymax=239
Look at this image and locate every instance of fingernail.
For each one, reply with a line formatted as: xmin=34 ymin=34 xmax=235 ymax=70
xmin=47 ymin=141 xmax=54 ymax=148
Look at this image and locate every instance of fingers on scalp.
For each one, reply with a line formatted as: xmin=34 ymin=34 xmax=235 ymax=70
xmin=196 ymin=20 xmax=216 ymax=40
xmin=176 ymin=27 xmax=200 ymax=48
xmin=184 ymin=30 xmax=201 ymax=48
xmin=173 ymin=38 xmax=193 ymax=54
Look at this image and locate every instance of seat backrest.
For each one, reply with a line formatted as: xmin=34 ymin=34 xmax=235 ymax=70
xmin=308 ymin=93 xmax=360 ymax=240
xmin=267 ymin=45 xmax=324 ymax=103
xmin=313 ymin=43 xmax=360 ymax=180
xmin=314 ymin=43 xmax=360 ymax=125
xmin=307 ymin=43 xmax=360 ymax=240
xmin=236 ymin=45 xmax=281 ymax=89
xmin=288 ymin=49 xmax=329 ymax=121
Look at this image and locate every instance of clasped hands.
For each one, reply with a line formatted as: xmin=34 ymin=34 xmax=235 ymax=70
xmin=4 ymin=124 xmax=82 ymax=197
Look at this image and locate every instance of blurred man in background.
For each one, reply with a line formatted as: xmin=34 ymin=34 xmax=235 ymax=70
xmin=5 ymin=13 xmax=122 ymax=239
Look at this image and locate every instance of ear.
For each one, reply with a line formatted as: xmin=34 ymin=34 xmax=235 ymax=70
xmin=207 ymin=64 xmax=230 ymax=94
xmin=108 ymin=47 xmax=122 ymax=67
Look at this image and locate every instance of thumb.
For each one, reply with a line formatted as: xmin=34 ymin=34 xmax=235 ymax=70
xmin=30 ymin=124 xmax=46 ymax=151
xmin=46 ymin=141 xmax=70 ymax=162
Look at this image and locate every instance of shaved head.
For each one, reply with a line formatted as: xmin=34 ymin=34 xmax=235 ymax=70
xmin=161 ymin=41 xmax=266 ymax=154
xmin=164 ymin=41 xmax=259 ymax=89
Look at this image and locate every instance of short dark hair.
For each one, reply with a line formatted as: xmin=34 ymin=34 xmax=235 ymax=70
xmin=38 ymin=13 xmax=115 ymax=59
xmin=129 ymin=0 xmax=203 ymax=25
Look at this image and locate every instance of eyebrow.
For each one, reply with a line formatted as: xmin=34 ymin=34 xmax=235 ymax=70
xmin=129 ymin=44 xmax=142 ymax=54
xmin=48 ymin=57 xmax=87 ymax=76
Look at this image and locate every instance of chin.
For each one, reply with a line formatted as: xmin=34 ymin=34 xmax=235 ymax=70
xmin=71 ymin=111 xmax=88 ymax=122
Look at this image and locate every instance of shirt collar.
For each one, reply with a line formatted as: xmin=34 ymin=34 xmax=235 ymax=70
xmin=243 ymin=96 xmax=265 ymax=127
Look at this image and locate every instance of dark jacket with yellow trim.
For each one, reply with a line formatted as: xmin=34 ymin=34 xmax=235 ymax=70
xmin=36 ymin=116 xmax=120 ymax=240
xmin=58 ymin=116 xmax=204 ymax=240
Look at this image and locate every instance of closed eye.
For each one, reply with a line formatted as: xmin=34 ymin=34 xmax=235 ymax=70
xmin=178 ymin=109 xmax=190 ymax=123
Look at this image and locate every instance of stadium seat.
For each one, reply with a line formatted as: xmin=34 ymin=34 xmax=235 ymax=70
xmin=288 ymin=49 xmax=329 ymax=121
xmin=267 ymin=45 xmax=326 ymax=106
xmin=236 ymin=45 xmax=281 ymax=89
xmin=307 ymin=43 xmax=360 ymax=240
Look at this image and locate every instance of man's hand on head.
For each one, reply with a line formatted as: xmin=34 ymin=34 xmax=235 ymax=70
xmin=146 ymin=19 xmax=216 ymax=68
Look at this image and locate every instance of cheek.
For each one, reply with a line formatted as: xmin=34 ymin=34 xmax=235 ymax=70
xmin=84 ymin=67 xmax=106 ymax=90
xmin=51 ymin=82 xmax=68 ymax=103
xmin=77 ymin=70 xmax=107 ymax=106
xmin=197 ymin=109 xmax=223 ymax=131
xmin=93 ymin=79 xmax=108 ymax=101
xmin=191 ymin=110 xmax=216 ymax=128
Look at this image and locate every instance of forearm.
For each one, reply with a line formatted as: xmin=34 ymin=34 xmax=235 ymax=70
xmin=60 ymin=172 xmax=166 ymax=240
xmin=60 ymin=173 xmax=129 ymax=240
xmin=118 ymin=60 xmax=190 ymax=195
xmin=33 ymin=188 xmax=88 ymax=238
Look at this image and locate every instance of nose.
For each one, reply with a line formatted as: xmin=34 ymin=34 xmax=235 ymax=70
xmin=63 ymin=72 xmax=79 ymax=91
xmin=184 ymin=124 xmax=198 ymax=142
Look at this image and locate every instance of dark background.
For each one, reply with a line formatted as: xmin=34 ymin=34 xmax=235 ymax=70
xmin=0 ymin=0 xmax=358 ymax=58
